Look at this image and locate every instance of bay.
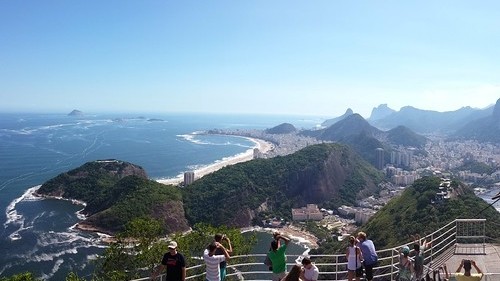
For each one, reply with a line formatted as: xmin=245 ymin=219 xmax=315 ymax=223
xmin=0 ymin=112 xmax=320 ymax=280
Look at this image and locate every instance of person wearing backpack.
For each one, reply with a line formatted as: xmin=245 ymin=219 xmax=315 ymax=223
xmin=346 ymin=236 xmax=363 ymax=281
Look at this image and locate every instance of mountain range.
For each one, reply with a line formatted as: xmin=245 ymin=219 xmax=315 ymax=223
xmin=322 ymin=98 xmax=499 ymax=139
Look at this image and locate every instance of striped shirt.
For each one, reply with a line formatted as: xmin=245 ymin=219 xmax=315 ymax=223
xmin=203 ymin=249 xmax=226 ymax=281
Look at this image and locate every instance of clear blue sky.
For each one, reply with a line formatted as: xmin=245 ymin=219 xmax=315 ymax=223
xmin=1 ymin=1 xmax=499 ymax=118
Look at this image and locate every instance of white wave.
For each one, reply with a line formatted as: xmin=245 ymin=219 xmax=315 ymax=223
xmin=27 ymin=248 xmax=79 ymax=263
xmin=87 ymin=254 xmax=99 ymax=260
xmin=9 ymin=232 xmax=22 ymax=241
xmin=41 ymin=258 xmax=64 ymax=280
xmin=36 ymin=231 xmax=84 ymax=247
xmin=4 ymin=185 xmax=41 ymax=226
xmin=75 ymin=208 xmax=87 ymax=220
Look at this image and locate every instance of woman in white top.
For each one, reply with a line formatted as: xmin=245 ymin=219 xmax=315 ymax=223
xmin=346 ymin=236 xmax=363 ymax=281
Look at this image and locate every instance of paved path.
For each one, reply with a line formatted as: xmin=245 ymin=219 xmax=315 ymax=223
xmin=433 ymin=243 xmax=500 ymax=279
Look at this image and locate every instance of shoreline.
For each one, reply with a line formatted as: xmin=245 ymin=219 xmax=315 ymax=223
xmin=243 ymin=225 xmax=319 ymax=250
xmin=157 ymin=135 xmax=274 ymax=186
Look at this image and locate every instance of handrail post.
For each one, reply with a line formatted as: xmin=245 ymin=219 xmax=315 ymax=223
xmin=483 ymin=219 xmax=486 ymax=254
xmin=335 ymin=255 xmax=338 ymax=281
xmin=430 ymin=232 xmax=434 ymax=266
xmin=391 ymin=248 xmax=394 ymax=281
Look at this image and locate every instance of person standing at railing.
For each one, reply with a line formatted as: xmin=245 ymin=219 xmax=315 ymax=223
xmin=397 ymin=246 xmax=412 ymax=281
xmin=268 ymin=233 xmax=291 ymax=281
xmin=213 ymin=234 xmax=233 ymax=281
xmin=346 ymin=236 xmax=363 ymax=281
xmin=301 ymin=257 xmax=319 ymax=281
xmin=455 ymin=259 xmax=483 ymax=281
xmin=409 ymin=235 xmax=432 ymax=281
xmin=356 ymin=232 xmax=378 ymax=281
xmin=204 ymin=241 xmax=231 ymax=281
xmin=151 ymin=241 xmax=186 ymax=281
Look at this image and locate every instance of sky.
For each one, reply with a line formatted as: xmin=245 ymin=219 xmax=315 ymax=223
xmin=1 ymin=1 xmax=499 ymax=118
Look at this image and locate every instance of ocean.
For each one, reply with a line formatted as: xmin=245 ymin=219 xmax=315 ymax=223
xmin=0 ymin=112 xmax=319 ymax=280
xmin=1 ymin=112 xmax=499 ymax=280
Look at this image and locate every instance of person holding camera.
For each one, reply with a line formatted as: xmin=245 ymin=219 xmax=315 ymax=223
xmin=213 ymin=233 xmax=232 ymax=281
xmin=204 ymin=241 xmax=230 ymax=281
xmin=267 ymin=232 xmax=290 ymax=281
xmin=455 ymin=259 xmax=483 ymax=281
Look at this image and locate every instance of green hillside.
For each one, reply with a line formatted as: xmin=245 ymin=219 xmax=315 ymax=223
xmin=183 ymin=143 xmax=383 ymax=227
xmin=361 ymin=177 xmax=500 ymax=249
xmin=36 ymin=160 xmax=188 ymax=234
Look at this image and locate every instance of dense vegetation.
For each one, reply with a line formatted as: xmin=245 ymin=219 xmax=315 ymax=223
xmin=36 ymin=161 xmax=185 ymax=234
xmin=183 ymin=143 xmax=383 ymax=226
xmin=84 ymin=176 xmax=184 ymax=233
xmin=361 ymin=177 xmax=500 ymax=249
xmin=1 ymin=220 xmax=254 ymax=281
xmin=311 ymin=177 xmax=500 ymax=255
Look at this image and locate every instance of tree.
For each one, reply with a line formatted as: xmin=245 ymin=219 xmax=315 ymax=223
xmin=93 ymin=219 xmax=256 ymax=280
xmin=0 ymin=272 xmax=41 ymax=281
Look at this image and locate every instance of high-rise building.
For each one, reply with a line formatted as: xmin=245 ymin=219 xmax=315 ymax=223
xmin=184 ymin=171 xmax=195 ymax=186
xmin=375 ymin=148 xmax=384 ymax=169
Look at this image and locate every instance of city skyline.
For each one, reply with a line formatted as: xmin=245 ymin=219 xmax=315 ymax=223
xmin=1 ymin=1 xmax=499 ymax=118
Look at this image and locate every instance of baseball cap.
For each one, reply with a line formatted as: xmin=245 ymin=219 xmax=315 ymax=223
xmin=168 ymin=241 xmax=178 ymax=249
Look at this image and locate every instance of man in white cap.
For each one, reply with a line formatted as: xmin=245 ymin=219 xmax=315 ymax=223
xmin=151 ymin=241 xmax=186 ymax=281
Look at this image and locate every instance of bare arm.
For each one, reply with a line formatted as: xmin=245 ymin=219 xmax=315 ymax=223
xmin=471 ymin=260 xmax=482 ymax=275
xmin=181 ymin=266 xmax=186 ymax=281
xmin=456 ymin=259 xmax=464 ymax=273
xmin=151 ymin=264 xmax=165 ymax=280
xmin=225 ymin=237 xmax=233 ymax=254
xmin=216 ymin=242 xmax=230 ymax=261
xmin=280 ymin=235 xmax=290 ymax=246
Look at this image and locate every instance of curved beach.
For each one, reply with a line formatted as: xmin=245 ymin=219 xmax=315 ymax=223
xmin=157 ymin=137 xmax=274 ymax=185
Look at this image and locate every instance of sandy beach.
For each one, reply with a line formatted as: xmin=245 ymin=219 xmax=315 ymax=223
xmin=157 ymin=136 xmax=274 ymax=186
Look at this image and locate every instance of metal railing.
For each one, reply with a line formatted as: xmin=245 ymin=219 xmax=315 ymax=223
xmin=135 ymin=218 xmax=496 ymax=281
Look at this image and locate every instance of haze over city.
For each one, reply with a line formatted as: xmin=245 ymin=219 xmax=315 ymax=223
xmin=1 ymin=1 xmax=499 ymax=117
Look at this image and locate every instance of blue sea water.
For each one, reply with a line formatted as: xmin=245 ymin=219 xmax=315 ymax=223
xmin=0 ymin=112 xmax=319 ymax=280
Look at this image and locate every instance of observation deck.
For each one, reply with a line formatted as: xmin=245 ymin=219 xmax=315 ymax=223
xmin=137 ymin=219 xmax=500 ymax=281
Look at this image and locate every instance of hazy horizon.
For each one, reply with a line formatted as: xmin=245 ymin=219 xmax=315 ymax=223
xmin=1 ymin=1 xmax=499 ymax=118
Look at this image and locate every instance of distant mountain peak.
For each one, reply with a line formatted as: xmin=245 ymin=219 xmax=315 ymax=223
xmin=321 ymin=108 xmax=354 ymax=127
xmin=369 ymin=104 xmax=396 ymax=121
xmin=493 ymin=98 xmax=500 ymax=120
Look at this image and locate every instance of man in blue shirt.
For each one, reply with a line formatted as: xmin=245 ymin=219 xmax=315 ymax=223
xmin=356 ymin=232 xmax=378 ymax=281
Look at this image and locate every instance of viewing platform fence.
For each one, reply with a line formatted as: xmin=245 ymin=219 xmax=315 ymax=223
xmin=135 ymin=218 xmax=500 ymax=281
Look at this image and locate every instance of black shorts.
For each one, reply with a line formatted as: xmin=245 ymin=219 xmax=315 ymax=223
xmin=364 ymin=263 xmax=375 ymax=280
xmin=355 ymin=267 xmax=363 ymax=277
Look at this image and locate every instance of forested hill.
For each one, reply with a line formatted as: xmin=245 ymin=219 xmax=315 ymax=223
xmin=35 ymin=160 xmax=189 ymax=234
xmin=360 ymin=177 xmax=500 ymax=249
xmin=182 ymin=143 xmax=384 ymax=227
